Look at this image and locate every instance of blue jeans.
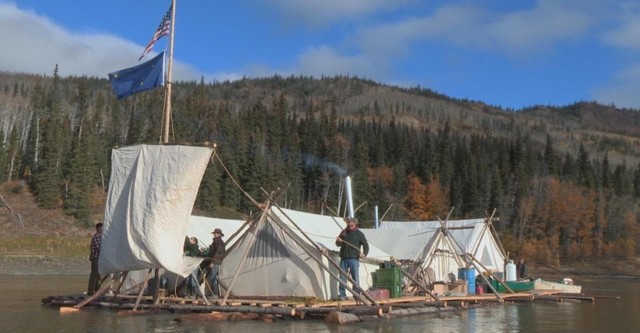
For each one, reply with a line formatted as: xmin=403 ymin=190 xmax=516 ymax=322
xmin=339 ymin=258 xmax=360 ymax=298
xmin=186 ymin=267 xmax=199 ymax=295
xmin=208 ymin=264 xmax=220 ymax=296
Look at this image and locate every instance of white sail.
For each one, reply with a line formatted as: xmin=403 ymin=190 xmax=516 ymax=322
xmin=99 ymin=144 xmax=213 ymax=276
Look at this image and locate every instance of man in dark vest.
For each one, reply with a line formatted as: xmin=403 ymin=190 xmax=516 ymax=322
xmin=206 ymin=228 xmax=225 ymax=299
xmin=335 ymin=217 xmax=369 ymax=300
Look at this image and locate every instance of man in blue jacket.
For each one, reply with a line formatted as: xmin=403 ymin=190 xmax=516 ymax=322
xmin=335 ymin=217 xmax=369 ymax=300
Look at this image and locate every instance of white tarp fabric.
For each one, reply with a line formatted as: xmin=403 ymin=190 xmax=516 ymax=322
xmin=362 ymin=228 xmax=464 ymax=283
xmin=379 ymin=219 xmax=506 ymax=272
xmin=218 ymin=207 xmax=391 ymax=300
xmin=99 ymin=144 xmax=214 ymax=276
xmin=186 ymin=215 xmax=248 ymax=250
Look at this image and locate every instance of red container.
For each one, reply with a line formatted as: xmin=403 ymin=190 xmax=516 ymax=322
xmin=367 ymin=288 xmax=390 ymax=300
xmin=476 ymin=285 xmax=484 ymax=295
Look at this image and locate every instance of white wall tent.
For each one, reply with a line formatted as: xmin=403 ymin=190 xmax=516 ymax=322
xmin=218 ymin=206 xmax=392 ymax=301
xmin=379 ymin=218 xmax=506 ymax=273
xmin=361 ymin=227 xmax=464 ymax=284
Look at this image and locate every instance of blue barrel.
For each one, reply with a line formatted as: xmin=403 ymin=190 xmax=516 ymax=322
xmin=458 ymin=267 xmax=476 ymax=295
xmin=466 ymin=267 xmax=476 ymax=294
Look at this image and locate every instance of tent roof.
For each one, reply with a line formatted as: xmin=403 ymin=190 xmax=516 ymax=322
xmin=272 ymin=207 xmax=392 ymax=261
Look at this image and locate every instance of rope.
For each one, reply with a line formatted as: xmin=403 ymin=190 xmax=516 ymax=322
xmin=211 ymin=150 xmax=261 ymax=207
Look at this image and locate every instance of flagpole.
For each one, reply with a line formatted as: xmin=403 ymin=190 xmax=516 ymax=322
xmin=162 ymin=0 xmax=176 ymax=144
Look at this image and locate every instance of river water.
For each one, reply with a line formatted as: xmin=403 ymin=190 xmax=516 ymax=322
xmin=0 ymin=275 xmax=638 ymax=332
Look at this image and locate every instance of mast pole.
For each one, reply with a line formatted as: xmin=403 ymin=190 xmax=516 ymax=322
xmin=162 ymin=0 xmax=176 ymax=144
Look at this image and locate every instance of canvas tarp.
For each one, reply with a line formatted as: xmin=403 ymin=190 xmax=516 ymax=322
xmin=378 ymin=219 xmax=506 ymax=273
xmin=218 ymin=207 xmax=392 ymax=301
xmin=99 ymin=144 xmax=214 ymax=277
xmin=118 ymin=215 xmax=248 ymax=294
xmin=362 ymin=227 xmax=464 ymax=283
xmin=186 ymin=215 xmax=248 ymax=251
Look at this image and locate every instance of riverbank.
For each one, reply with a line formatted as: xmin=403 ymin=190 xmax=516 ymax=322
xmin=0 ymin=254 xmax=88 ymax=276
xmin=1 ymin=253 xmax=638 ymax=279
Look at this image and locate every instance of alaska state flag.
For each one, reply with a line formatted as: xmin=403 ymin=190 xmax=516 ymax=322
xmin=108 ymin=51 xmax=165 ymax=99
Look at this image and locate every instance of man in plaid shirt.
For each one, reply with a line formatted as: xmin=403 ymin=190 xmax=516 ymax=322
xmin=87 ymin=223 xmax=103 ymax=295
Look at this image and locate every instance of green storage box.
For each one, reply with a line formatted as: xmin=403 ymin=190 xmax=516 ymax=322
xmin=374 ymin=268 xmax=401 ymax=284
xmin=375 ymin=282 xmax=402 ymax=298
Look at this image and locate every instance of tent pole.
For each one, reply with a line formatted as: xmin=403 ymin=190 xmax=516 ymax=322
xmin=133 ymin=269 xmax=154 ymax=311
xmin=219 ymin=209 xmax=266 ymax=305
xmin=219 ymin=187 xmax=288 ymax=304
xmin=273 ymin=206 xmax=378 ymax=306
xmin=112 ymin=271 xmax=129 ymax=296
xmin=441 ymin=223 xmax=504 ymax=299
xmin=397 ymin=266 xmax=440 ymax=301
xmin=438 ymin=209 xmax=505 ymax=301
xmin=485 ymin=209 xmax=508 ymax=260
xmin=74 ymin=273 xmax=114 ymax=309
xmin=468 ymin=253 xmax=514 ymax=294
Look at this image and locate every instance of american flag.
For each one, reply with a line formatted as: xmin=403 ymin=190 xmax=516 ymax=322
xmin=139 ymin=5 xmax=172 ymax=61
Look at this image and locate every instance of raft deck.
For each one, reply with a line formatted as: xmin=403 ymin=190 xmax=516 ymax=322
xmin=42 ymin=290 xmax=597 ymax=323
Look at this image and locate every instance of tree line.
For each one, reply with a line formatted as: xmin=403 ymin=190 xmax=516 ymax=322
xmin=0 ymin=70 xmax=638 ymax=263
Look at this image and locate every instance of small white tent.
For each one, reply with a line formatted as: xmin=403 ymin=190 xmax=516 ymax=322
xmin=379 ymin=218 xmax=506 ymax=273
xmin=362 ymin=227 xmax=464 ymax=284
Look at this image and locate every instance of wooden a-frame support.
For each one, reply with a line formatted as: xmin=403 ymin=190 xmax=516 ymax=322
xmin=437 ymin=207 xmax=511 ymax=301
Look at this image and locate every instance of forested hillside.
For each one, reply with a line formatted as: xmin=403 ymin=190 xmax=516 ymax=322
xmin=1 ymin=69 xmax=639 ymax=264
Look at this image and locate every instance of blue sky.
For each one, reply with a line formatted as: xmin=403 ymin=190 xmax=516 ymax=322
xmin=2 ymin=0 xmax=640 ymax=110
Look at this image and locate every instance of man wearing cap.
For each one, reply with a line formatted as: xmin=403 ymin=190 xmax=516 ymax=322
xmin=335 ymin=217 xmax=369 ymax=300
xmin=206 ymin=228 xmax=225 ymax=299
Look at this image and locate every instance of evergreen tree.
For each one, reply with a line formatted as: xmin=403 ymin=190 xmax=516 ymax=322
xmin=196 ymin=161 xmax=221 ymax=215
xmin=33 ymin=65 xmax=67 ymax=208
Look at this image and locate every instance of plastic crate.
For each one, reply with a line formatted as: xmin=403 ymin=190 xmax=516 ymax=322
xmin=374 ymin=268 xmax=401 ymax=284
xmin=375 ymin=282 xmax=402 ymax=298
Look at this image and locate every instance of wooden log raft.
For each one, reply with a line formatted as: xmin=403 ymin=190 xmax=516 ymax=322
xmin=386 ymin=306 xmax=444 ymax=318
xmin=324 ymin=311 xmax=360 ymax=324
xmin=121 ymin=302 xmax=297 ymax=316
xmin=52 ymin=297 xmax=296 ymax=317
xmin=296 ymin=305 xmax=389 ymax=319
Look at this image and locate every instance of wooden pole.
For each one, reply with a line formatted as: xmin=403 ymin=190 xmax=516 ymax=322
xmin=219 ymin=213 xmax=263 ymax=305
xmin=112 ymin=271 xmax=129 ymax=296
xmin=273 ymin=206 xmax=378 ymax=306
xmin=468 ymin=253 xmax=515 ymax=294
xmin=74 ymin=272 xmax=125 ymax=309
xmin=133 ymin=269 xmax=153 ymax=311
xmin=397 ymin=266 xmax=440 ymax=301
xmin=162 ymin=0 xmax=176 ymax=144
xmin=437 ymin=210 xmax=505 ymax=301
xmin=74 ymin=275 xmax=113 ymax=309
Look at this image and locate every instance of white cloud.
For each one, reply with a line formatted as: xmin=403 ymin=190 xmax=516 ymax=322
xmin=479 ymin=1 xmax=592 ymax=54
xmin=356 ymin=2 xmax=593 ymax=59
xmin=0 ymin=3 xmax=205 ymax=81
xmin=602 ymin=18 xmax=640 ymax=51
xmin=593 ymin=62 xmax=640 ymax=109
xmin=268 ymin=0 xmax=413 ymax=27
